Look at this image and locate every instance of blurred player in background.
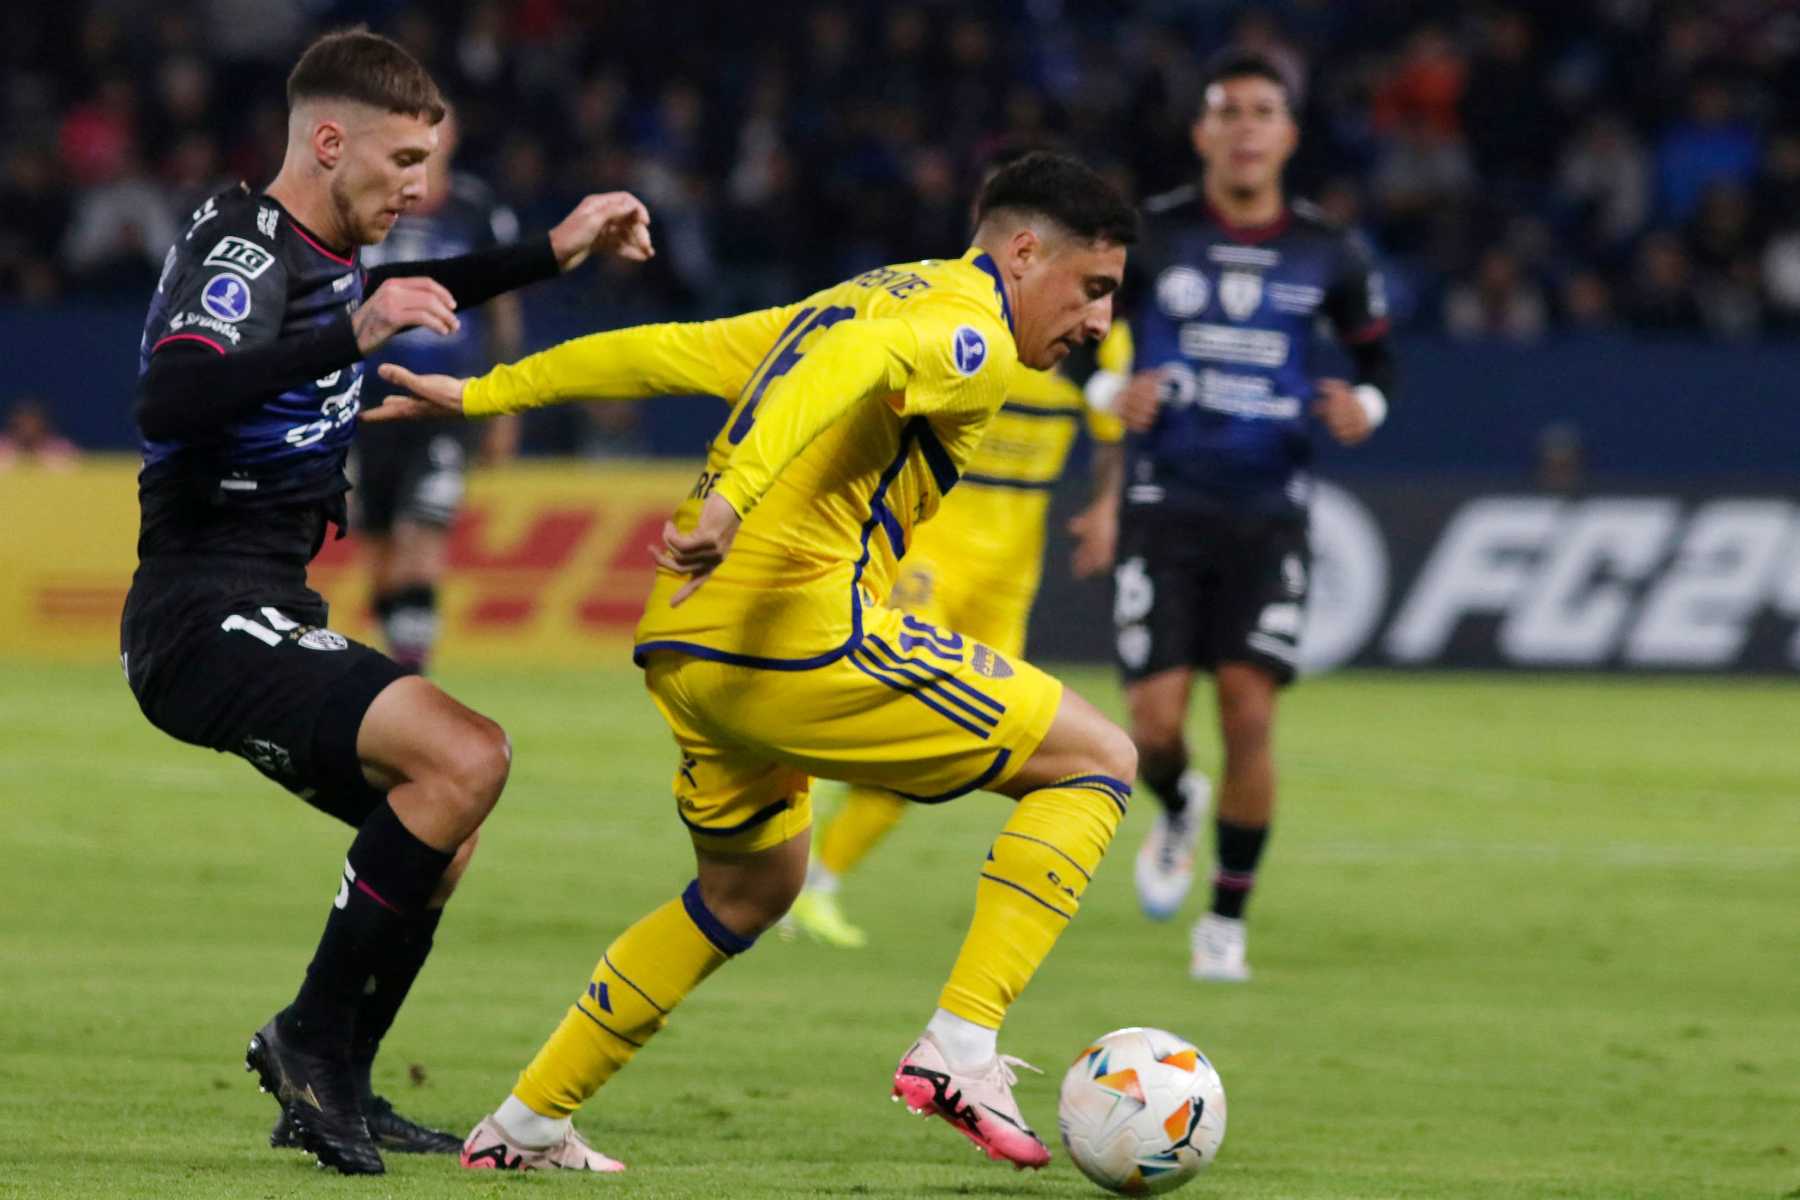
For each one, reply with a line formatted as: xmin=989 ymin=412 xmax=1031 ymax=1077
xmin=1086 ymin=52 xmax=1397 ymax=981
xmin=120 ymin=29 xmax=653 ymax=1175
xmin=354 ymin=109 xmax=522 ymax=672
xmin=372 ymin=152 xmax=1138 ymax=1173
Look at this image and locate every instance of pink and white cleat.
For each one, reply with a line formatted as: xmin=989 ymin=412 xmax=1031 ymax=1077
xmin=891 ymin=1033 xmax=1051 ymax=1169
xmin=459 ymin=1114 xmax=625 ymax=1172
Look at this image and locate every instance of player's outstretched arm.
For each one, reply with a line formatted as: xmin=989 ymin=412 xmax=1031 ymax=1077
xmin=367 ymin=303 xmax=804 ymax=423
xmin=365 ymin=192 xmax=652 ymax=315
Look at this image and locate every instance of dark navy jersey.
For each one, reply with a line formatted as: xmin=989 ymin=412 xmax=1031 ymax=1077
xmin=1125 ymin=185 xmax=1389 ymax=516
xmin=136 ymin=185 xmax=366 ymax=560
xmin=360 ymin=174 xmax=516 ymax=387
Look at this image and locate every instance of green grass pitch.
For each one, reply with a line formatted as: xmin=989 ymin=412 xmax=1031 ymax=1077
xmin=1 ymin=662 xmax=1795 ymax=1199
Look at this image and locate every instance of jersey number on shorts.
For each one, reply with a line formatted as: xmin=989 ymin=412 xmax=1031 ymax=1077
xmin=220 ymin=607 xmax=300 ymax=646
xmin=727 ymin=304 xmax=856 ymax=445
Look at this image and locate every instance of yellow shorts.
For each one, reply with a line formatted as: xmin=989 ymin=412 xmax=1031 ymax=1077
xmin=888 ymin=551 xmax=1033 ymax=661
xmin=642 ymin=604 xmax=1064 ymax=853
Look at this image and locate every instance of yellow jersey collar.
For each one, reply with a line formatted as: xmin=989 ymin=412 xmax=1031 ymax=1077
xmin=964 ymin=247 xmax=1015 ymax=337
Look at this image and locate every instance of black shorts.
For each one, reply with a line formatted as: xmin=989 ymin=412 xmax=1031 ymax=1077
xmin=1112 ymin=507 xmax=1310 ymax=686
xmin=121 ymin=559 xmax=411 ymax=826
xmin=352 ymin=422 xmax=472 ymax=535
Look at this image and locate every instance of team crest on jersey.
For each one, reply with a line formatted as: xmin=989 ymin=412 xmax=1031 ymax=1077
xmin=1219 ymin=271 xmax=1263 ymax=321
xmin=1156 ymin=266 xmax=1209 ymax=318
xmin=971 ymin=644 xmax=1014 ymax=679
xmin=297 ymin=628 xmax=349 ymax=652
xmin=201 ymin=273 xmax=252 ymax=323
xmin=952 ymin=325 xmax=988 ymax=375
xmin=203 ymin=235 xmax=276 ymax=279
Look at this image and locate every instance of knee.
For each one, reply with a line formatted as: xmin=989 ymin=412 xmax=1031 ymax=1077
xmin=1127 ymin=706 xmax=1184 ymax=763
xmin=1091 ymin=719 xmax=1139 ymax=786
xmin=699 ymin=858 xmax=805 ymax=939
xmin=438 ymin=716 xmax=511 ymax=823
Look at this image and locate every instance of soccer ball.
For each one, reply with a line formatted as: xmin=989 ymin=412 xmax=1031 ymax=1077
xmin=1057 ymin=1027 xmax=1227 ymax=1194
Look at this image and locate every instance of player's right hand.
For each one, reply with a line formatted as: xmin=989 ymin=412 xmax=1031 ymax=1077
xmin=653 ymin=492 xmax=741 ymax=607
xmin=362 ymin=364 xmax=470 ymax=422
xmin=1119 ymin=369 xmax=1164 ymax=433
xmin=354 ymin=276 xmax=460 ymax=353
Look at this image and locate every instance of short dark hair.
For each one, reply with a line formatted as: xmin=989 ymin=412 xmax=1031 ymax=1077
xmin=1199 ymin=50 xmax=1293 ymax=109
xmin=287 ymin=29 xmax=446 ymax=123
xmin=974 ymin=151 xmax=1139 ymax=246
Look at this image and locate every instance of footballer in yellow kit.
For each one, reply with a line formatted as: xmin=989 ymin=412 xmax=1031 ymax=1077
xmin=791 ymin=359 xmax=1127 ymax=947
xmin=371 ymin=153 xmax=1140 ymax=1174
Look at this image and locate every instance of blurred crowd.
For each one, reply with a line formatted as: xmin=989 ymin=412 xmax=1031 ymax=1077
xmin=3 ymin=0 xmax=1799 ymax=342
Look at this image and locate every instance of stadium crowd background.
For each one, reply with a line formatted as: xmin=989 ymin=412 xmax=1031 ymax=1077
xmin=5 ymin=0 xmax=1800 ymax=346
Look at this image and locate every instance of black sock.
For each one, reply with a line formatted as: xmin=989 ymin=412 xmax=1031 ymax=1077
xmin=349 ymin=907 xmax=444 ymax=1104
xmin=1140 ymin=750 xmax=1190 ymax=820
xmin=1210 ymin=819 xmax=1269 ymax=920
xmin=377 ymin=583 xmax=437 ymax=674
xmin=281 ymin=803 xmax=452 ymax=1053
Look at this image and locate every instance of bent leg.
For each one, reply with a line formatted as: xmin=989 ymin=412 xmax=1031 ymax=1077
xmin=509 ymin=833 xmax=807 ymax=1125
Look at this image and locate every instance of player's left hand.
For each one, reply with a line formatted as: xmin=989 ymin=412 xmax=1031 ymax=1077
xmin=362 ymin=364 xmax=470 ymax=422
xmin=550 ymin=192 xmax=654 ymax=272
xmin=1313 ymin=377 xmax=1373 ymax=446
xmin=653 ymin=491 xmax=741 ymax=606
xmin=1068 ymin=501 xmax=1118 ymax=578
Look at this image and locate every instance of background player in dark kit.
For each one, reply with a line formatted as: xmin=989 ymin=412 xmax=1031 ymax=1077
xmin=1084 ymin=52 xmax=1398 ymax=981
xmin=121 ymin=29 xmax=652 ymax=1175
xmin=355 ymin=107 xmax=523 ymax=672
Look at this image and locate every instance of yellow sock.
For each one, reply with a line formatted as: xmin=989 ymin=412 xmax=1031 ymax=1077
xmin=817 ymin=787 xmax=908 ymax=878
xmin=513 ymin=882 xmax=753 ymax=1117
xmin=938 ymin=774 xmax=1128 ymax=1027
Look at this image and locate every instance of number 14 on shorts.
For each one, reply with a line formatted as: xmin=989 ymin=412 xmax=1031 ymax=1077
xmin=221 ymin=607 xmax=350 ymax=652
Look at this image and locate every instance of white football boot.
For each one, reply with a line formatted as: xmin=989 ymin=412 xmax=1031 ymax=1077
xmin=1133 ymin=771 xmax=1210 ymax=920
xmin=459 ymin=1115 xmax=624 ymax=1172
xmin=1189 ymin=912 xmax=1251 ymax=983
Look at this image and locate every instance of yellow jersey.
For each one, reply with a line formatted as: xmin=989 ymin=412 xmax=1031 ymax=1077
xmin=906 ymin=364 xmax=1122 ymax=611
xmin=461 ymin=248 xmax=1020 ymax=665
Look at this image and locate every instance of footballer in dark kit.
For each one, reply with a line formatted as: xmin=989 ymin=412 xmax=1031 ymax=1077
xmin=119 ymin=29 xmax=654 ymax=1175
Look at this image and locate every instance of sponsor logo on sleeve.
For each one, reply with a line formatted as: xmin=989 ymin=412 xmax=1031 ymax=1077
xmin=952 ymin=324 xmax=989 ymax=376
xmin=167 ymin=310 xmax=243 ymax=345
xmin=257 ymin=205 xmax=279 ymax=240
xmin=200 ymin=273 xmax=253 ymax=323
xmin=203 ymin=235 xmax=276 ymax=279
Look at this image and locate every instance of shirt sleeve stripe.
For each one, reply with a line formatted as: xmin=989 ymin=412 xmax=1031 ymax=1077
xmin=151 ymin=332 xmax=227 ymax=355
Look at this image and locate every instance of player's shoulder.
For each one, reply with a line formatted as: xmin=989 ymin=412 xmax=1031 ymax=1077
xmin=1285 ymin=198 xmax=1368 ymax=255
xmin=448 ymin=171 xmax=497 ymax=210
xmin=446 ymin=172 xmax=519 ymax=244
xmin=175 ymin=184 xmax=277 ymax=251
xmin=175 ymin=184 xmax=286 ymax=277
xmin=1141 ymin=182 xmax=1205 ymax=224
